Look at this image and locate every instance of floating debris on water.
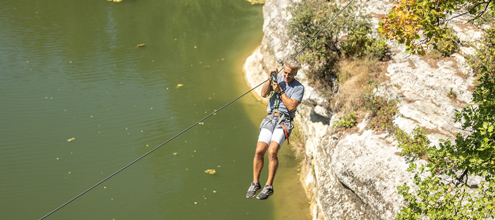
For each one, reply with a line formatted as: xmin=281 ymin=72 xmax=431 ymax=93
xmin=136 ymin=43 xmax=145 ymax=48
xmin=67 ymin=138 xmax=75 ymax=142
xmin=246 ymin=0 xmax=265 ymax=5
xmin=176 ymin=84 xmax=183 ymax=88
xmin=204 ymin=169 xmax=216 ymax=175
xmin=173 ymin=152 xmax=178 ymax=155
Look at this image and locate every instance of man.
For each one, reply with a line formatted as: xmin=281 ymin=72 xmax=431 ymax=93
xmin=246 ymin=58 xmax=304 ymax=200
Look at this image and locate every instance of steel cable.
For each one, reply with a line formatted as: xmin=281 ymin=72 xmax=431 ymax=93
xmin=39 ymin=0 xmax=355 ymax=218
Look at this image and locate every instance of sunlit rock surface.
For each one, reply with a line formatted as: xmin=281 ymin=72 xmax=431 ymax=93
xmin=244 ymin=0 xmax=479 ymax=219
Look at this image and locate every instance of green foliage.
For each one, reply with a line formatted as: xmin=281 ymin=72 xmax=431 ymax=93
xmin=360 ymin=86 xmax=398 ymax=131
xmin=367 ymin=38 xmax=389 ymax=59
xmin=340 ymin=26 xmax=389 ymax=59
xmin=380 ymin=0 xmax=495 ymax=217
xmin=333 ymin=112 xmax=357 ymax=128
xmin=287 ymin=0 xmax=387 ymax=86
xmin=396 ymin=67 xmax=495 ymax=219
xmin=474 ymin=10 xmax=495 ymax=27
xmin=380 ymin=0 xmax=495 ymax=54
xmin=429 ymin=28 xmax=460 ymax=59
xmin=394 ymin=126 xmax=430 ymax=159
xmin=470 ymin=26 xmax=495 ymax=75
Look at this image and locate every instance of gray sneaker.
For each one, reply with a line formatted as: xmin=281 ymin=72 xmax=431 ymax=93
xmin=256 ymin=185 xmax=274 ymax=200
xmin=246 ymin=182 xmax=261 ymax=198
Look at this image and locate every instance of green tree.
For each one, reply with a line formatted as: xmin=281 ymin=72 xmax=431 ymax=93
xmin=379 ymin=0 xmax=495 ymax=217
xmin=379 ymin=0 xmax=495 ymax=55
xmin=396 ymin=67 xmax=495 ymax=219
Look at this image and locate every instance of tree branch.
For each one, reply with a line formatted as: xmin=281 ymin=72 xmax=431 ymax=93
xmin=468 ymin=2 xmax=491 ymax=23
xmin=455 ymin=168 xmax=469 ymax=188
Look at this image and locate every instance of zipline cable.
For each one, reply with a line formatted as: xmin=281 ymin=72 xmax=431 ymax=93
xmin=38 ymin=79 xmax=267 ymax=220
xmin=39 ymin=0 xmax=355 ymax=219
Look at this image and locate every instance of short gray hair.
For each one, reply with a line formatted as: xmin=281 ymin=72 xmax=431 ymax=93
xmin=284 ymin=58 xmax=301 ymax=72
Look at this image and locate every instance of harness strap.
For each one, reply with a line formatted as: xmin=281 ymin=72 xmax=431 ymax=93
xmin=280 ymin=122 xmax=290 ymax=145
xmin=260 ymin=109 xmax=291 ymax=145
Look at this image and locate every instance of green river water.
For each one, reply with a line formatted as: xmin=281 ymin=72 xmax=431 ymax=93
xmin=0 ymin=0 xmax=310 ymax=219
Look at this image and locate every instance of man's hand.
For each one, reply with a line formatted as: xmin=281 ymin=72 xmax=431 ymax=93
xmin=271 ymin=81 xmax=282 ymax=93
xmin=269 ymin=68 xmax=278 ymax=82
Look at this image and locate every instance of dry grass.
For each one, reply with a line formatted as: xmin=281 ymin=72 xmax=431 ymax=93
xmin=331 ymin=56 xmax=388 ymax=113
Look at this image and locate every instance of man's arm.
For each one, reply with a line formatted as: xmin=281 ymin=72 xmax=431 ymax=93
xmin=260 ymin=78 xmax=273 ymax=98
xmin=271 ymin=82 xmax=300 ymax=112
xmin=279 ymin=93 xmax=300 ymax=112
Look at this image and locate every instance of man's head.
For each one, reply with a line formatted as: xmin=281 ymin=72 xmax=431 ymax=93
xmin=283 ymin=58 xmax=301 ymax=84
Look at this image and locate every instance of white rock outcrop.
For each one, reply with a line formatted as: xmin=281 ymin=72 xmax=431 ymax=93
xmin=243 ymin=0 xmax=480 ymax=219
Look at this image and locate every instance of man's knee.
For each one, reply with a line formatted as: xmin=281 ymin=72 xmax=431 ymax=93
xmin=255 ymin=142 xmax=268 ymax=157
xmin=268 ymin=142 xmax=280 ymax=160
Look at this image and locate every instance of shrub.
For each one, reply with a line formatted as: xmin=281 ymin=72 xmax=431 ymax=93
xmin=428 ymin=28 xmax=459 ymax=59
xmin=359 ymin=85 xmax=399 ymax=131
xmin=366 ymin=38 xmax=389 ymax=59
xmin=340 ymin=27 xmax=388 ymax=59
xmin=394 ymin=126 xmax=430 ymax=160
xmin=333 ymin=112 xmax=357 ymax=128
xmin=470 ymin=26 xmax=495 ymax=75
xmin=287 ymin=0 xmax=383 ymax=87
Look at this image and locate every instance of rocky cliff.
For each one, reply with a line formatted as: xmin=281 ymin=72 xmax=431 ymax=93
xmin=243 ymin=0 xmax=483 ymax=219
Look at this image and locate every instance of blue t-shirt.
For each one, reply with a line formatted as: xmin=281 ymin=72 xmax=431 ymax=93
xmin=266 ymin=75 xmax=304 ymax=118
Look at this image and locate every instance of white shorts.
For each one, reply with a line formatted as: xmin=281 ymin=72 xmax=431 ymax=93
xmin=258 ymin=127 xmax=286 ymax=145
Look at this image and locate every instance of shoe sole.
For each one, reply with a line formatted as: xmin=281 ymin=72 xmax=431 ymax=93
xmin=246 ymin=189 xmax=260 ymax=198
xmin=256 ymin=193 xmax=273 ymax=200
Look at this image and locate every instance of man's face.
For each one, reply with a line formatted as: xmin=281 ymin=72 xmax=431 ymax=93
xmin=283 ymin=66 xmax=297 ymax=84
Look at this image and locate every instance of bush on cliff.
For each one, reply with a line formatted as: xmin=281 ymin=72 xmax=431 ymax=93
xmin=393 ymin=126 xmax=430 ymax=160
xmin=470 ymin=26 xmax=495 ymax=76
xmin=287 ymin=0 xmax=388 ymax=88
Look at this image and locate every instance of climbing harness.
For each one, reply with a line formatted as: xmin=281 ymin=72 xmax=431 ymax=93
xmin=38 ymin=0 xmax=355 ymax=219
xmin=260 ymin=109 xmax=293 ymax=145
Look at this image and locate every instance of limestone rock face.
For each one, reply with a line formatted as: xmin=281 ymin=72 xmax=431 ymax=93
xmin=243 ymin=0 xmax=479 ymax=219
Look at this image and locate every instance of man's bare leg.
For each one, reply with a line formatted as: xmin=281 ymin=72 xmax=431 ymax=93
xmin=253 ymin=141 xmax=269 ymax=183
xmin=246 ymin=141 xmax=269 ymax=198
xmin=265 ymin=141 xmax=281 ymax=186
